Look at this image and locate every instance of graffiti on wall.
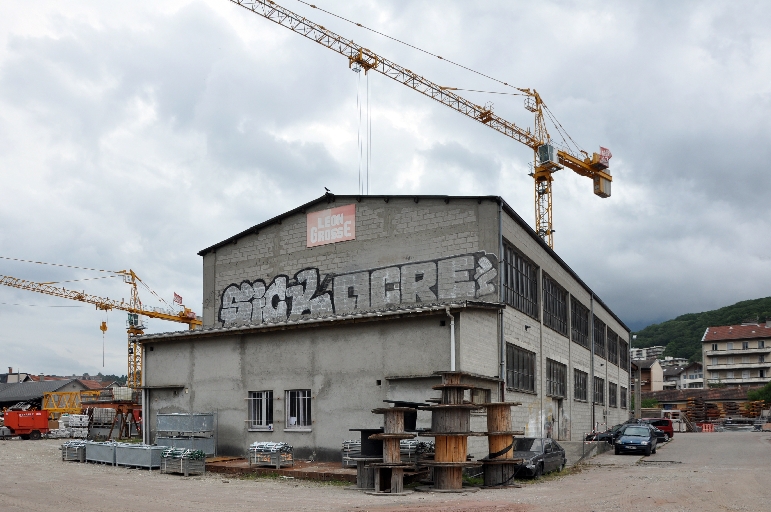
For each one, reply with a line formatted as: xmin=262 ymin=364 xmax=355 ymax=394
xmin=218 ymin=252 xmax=498 ymax=326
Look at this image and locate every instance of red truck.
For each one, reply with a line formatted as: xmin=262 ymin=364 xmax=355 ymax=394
xmin=2 ymin=410 xmax=50 ymax=440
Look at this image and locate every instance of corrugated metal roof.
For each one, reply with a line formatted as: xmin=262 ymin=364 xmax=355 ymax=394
xmin=703 ymin=324 xmax=771 ymax=341
xmin=0 ymin=380 xmax=81 ymax=403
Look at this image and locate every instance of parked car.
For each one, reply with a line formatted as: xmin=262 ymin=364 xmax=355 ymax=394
xmin=586 ymin=424 xmax=625 ymax=443
xmin=641 ymin=418 xmax=674 ymax=440
xmin=512 ymin=437 xmax=567 ymax=478
xmin=614 ymin=424 xmax=658 ymax=456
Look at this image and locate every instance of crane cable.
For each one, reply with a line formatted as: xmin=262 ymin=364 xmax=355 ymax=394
xmin=295 ymin=0 xmax=589 ymax=156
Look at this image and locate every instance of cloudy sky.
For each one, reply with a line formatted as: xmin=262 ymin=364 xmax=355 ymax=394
xmin=1 ymin=1 xmax=769 ymax=376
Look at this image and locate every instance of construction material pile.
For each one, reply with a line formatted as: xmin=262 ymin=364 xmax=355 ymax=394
xmin=724 ymin=402 xmax=741 ymax=417
xmin=60 ymin=440 xmax=87 ymax=462
xmin=248 ymin=441 xmax=292 ymax=453
xmin=341 ymin=440 xmax=361 ymax=467
xmin=744 ymin=401 xmax=764 ymax=418
xmin=161 ymin=448 xmax=207 ymax=460
xmin=49 ymin=414 xmax=89 ymax=439
xmin=685 ymin=397 xmax=706 ymax=422
xmin=399 ymin=439 xmax=434 ymax=463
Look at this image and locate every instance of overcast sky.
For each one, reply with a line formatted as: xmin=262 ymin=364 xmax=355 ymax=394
xmin=1 ymin=1 xmax=769 ymax=376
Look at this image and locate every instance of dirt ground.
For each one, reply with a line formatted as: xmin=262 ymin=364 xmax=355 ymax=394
xmin=1 ymin=432 xmax=770 ymax=511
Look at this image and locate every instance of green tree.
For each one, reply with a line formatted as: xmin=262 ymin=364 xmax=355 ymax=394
xmin=641 ymin=398 xmax=659 ymax=408
xmin=747 ymin=382 xmax=771 ymax=403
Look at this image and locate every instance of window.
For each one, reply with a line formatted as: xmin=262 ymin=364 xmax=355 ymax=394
xmin=619 ymin=340 xmax=629 ymax=369
xmin=546 ymin=359 xmax=567 ymax=398
xmin=726 ymin=371 xmax=734 ymax=379
xmin=711 ymin=343 xmax=718 ymax=351
xmin=574 ymin=369 xmax=588 ymax=401
xmin=759 ymin=340 xmax=765 ymax=349
xmin=620 ymin=386 xmax=628 ymax=408
xmin=502 ymin=242 xmax=539 ymax=319
xmin=542 ymin=273 xmax=568 ymax=337
xmin=760 ymin=355 xmax=765 ymax=363
xmin=593 ymin=376 xmax=605 ymax=405
xmin=742 ymin=341 xmax=749 ymax=350
xmin=571 ymin=298 xmax=590 ymax=348
xmin=727 ymin=342 xmax=734 ymax=350
xmin=248 ymin=390 xmax=274 ymax=430
xmin=760 ymin=369 xmax=766 ymax=378
xmin=711 ymin=357 xmax=718 ymax=366
xmin=710 ymin=372 xmax=718 ymax=379
xmin=607 ymin=330 xmax=618 ymax=366
xmin=506 ymin=343 xmax=536 ymax=392
xmin=742 ymin=370 xmax=750 ymax=379
xmin=608 ymin=382 xmax=618 ymax=408
xmin=285 ymin=389 xmax=312 ymax=429
xmin=594 ymin=316 xmax=606 ymax=359
xmin=742 ymin=356 xmax=750 ymax=364
xmin=727 ymin=356 xmax=734 ymax=364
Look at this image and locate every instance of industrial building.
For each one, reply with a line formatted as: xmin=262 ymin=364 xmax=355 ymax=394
xmin=140 ymin=194 xmax=631 ymax=460
xmin=703 ymin=322 xmax=771 ymax=387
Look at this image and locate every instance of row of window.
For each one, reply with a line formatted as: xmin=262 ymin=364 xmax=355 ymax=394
xmin=506 ymin=343 xmax=627 ymax=407
xmin=710 ymin=355 xmax=766 ymax=365
xmin=710 ymin=370 xmax=767 ymax=380
xmin=247 ymin=389 xmax=312 ymax=430
xmin=710 ymin=341 xmax=766 ymax=351
xmin=502 ymin=241 xmax=629 ymax=368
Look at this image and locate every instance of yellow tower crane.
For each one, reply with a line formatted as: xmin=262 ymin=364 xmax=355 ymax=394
xmin=0 ymin=269 xmax=201 ymax=388
xmin=227 ymin=0 xmax=613 ymax=248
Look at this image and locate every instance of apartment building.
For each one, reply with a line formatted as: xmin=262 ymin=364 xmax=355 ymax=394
xmin=703 ymin=323 xmax=771 ymax=387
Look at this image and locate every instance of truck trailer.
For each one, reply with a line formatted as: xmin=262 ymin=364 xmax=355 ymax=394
xmin=2 ymin=410 xmax=50 ymax=439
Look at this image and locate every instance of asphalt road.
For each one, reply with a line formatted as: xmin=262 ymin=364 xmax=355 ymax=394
xmin=1 ymin=432 xmax=769 ymax=511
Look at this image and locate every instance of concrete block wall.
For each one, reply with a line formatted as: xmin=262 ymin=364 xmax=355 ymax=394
xmin=202 ymin=197 xmax=501 ymax=327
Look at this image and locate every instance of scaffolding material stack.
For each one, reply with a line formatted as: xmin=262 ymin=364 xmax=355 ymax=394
xmin=160 ymin=448 xmax=206 ymax=476
xmin=341 ymin=440 xmax=361 ymax=468
xmin=248 ymin=442 xmax=294 ymax=469
xmin=61 ymin=440 xmax=87 ymax=462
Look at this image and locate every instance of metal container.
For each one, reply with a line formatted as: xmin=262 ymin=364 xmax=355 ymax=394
xmin=248 ymin=450 xmax=293 ymax=469
xmin=85 ymin=441 xmax=116 ymax=465
xmin=160 ymin=457 xmax=205 ymax=476
xmin=61 ymin=441 xmax=86 ymax=462
xmin=155 ymin=436 xmax=215 ymax=456
xmin=156 ymin=413 xmax=214 ymax=434
xmin=115 ymin=444 xmax=166 ymax=469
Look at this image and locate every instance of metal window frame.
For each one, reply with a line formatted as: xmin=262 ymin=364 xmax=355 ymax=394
xmin=620 ymin=386 xmax=628 ymax=408
xmin=247 ymin=390 xmax=274 ymax=430
xmin=593 ymin=376 xmax=605 ymax=405
xmin=546 ymin=358 xmax=567 ymax=398
xmin=608 ymin=382 xmax=618 ymax=408
xmin=570 ymin=297 xmax=590 ymax=348
xmin=542 ymin=273 xmax=568 ymax=337
xmin=506 ymin=343 xmax=536 ymax=393
xmin=502 ymin=241 xmax=539 ymax=320
xmin=573 ymin=369 xmax=588 ymax=401
xmin=593 ymin=316 xmax=607 ymax=360
xmin=285 ymin=389 xmax=312 ymax=429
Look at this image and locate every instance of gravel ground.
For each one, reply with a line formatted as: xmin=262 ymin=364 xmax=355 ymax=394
xmin=1 ymin=432 xmax=769 ymax=511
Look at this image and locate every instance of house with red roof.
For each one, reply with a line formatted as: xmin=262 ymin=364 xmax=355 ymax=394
xmin=702 ymin=321 xmax=771 ymax=387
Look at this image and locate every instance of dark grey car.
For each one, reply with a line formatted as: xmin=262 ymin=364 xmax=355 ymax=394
xmin=512 ymin=437 xmax=567 ymax=478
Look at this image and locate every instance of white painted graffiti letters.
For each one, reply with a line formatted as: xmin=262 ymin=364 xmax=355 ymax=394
xmin=218 ymin=252 xmax=498 ymax=327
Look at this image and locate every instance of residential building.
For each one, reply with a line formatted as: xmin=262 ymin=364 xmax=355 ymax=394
xmin=662 ymin=362 xmax=703 ymax=390
xmin=140 ymin=195 xmax=631 ymax=459
xmin=631 ymin=346 xmax=666 ymax=361
xmin=703 ymin=322 xmax=771 ymax=387
xmin=633 ymin=359 xmax=663 ymax=392
xmin=659 ymin=356 xmax=689 ymax=368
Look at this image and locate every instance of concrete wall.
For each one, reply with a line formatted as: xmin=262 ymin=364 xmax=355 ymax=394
xmin=500 ymin=213 xmax=630 ymax=440
xmin=146 ymin=313 xmax=462 ymax=460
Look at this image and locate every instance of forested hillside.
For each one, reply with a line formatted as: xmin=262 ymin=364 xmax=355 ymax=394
xmin=632 ymin=297 xmax=771 ymax=362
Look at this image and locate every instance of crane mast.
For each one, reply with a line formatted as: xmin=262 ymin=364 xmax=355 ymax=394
xmin=0 ymin=270 xmax=201 ymax=388
xmin=228 ymin=0 xmax=613 ymax=248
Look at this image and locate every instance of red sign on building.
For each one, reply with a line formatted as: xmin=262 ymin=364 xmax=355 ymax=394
xmin=306 ymin=204 xmax=356 ymax=248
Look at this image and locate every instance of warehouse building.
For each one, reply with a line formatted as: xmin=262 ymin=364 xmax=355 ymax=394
xmin=140 ymin=194 xmax=630 ymax=459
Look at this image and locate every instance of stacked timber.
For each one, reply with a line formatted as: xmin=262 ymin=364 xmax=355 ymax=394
xmin=706 ymin=403 xmax=721 ymax=420
xmin=685 ymin=397 xmax=706 ymax=422
xmin=744 ymin=401 xmax=764 ymax=418
xmin=723 ymin=402 xmax=740 ymax=417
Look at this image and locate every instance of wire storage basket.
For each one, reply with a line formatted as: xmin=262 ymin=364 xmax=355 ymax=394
xmin=248 ymin=442 xmax=294 ymax=469
xmin=61 ymin=440 xmax=87 ymax=462
xmin=160 ymin=448 xmax=206 ymax=476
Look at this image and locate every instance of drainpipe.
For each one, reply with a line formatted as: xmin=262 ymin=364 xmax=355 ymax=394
xmin=142 ymin=344 xmax=148 ymax=445
xmin=498 ymin=199 xmax=505 ymax=400
xmin=590 ymin=293 xmax=595 ymax=433
xmin=446 ymin=307 xmax=456 ymax=371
